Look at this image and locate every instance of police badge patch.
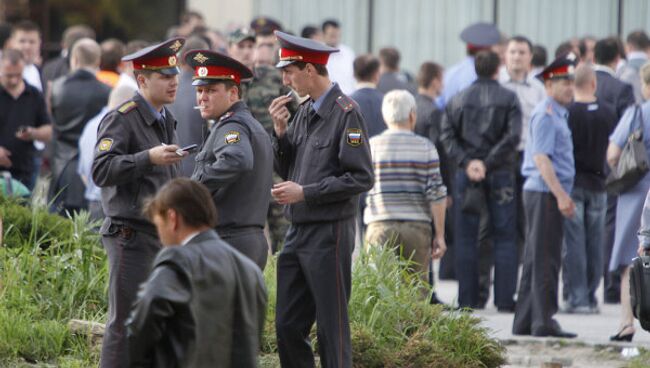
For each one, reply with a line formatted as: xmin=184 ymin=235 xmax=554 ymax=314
xmin=98 ymin=138 xmax=113 ymax=152
xmin=346 ymin=128 xmax=362 ymax=146
xmin=225 ymin=131 xmax=240 ymax=144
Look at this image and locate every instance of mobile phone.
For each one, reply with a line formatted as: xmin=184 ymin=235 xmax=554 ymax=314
xmin=176 ymin=144 xmax=198 ymax=156
xmin=16 ymin=125 xmax=28 ymax=134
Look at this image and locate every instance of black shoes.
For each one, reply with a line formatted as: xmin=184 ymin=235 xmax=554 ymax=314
xmin=532 ymin=329 xmax=578 ymax=338
xmin=610 ymin=325 xmax=635 ymax=342
xmin=497 ymin=304 xmax=516 ymax=313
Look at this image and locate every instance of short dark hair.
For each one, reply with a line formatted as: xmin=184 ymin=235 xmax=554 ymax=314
xmin=62 ymin=24 xmax=96 ymax=51
xmin=301 ymin=25 xmax=319 ymax=39
xmin=379 ymin=47 xmax=400 ymax=70
xmin=144 ymin=178 xmax=217 ymax=228
xmin=508 ymin=35 xmax=533 ymax=53
xmin=353 ymin=54 xmax=380 ymax=82
xmin=293 ymin=61 xmax=328 ymax=76
xmin=322 ymin=19 xmax=340 ymax=32
xmin=417 ymin=61 xmax=443 ymax=88
xmin=0 ymin=22 xmax=12 ymax=49
xmin=532 ymin=44 xmax=547 ymax=67
xmin=1 ymin=48 xmax=24 ymax=64
xmin=11 ymin=20 xmax=40 ymax=36
xmin=578 ymin=36 xmax=596 ymax=59
xmin=627 ymin=30 xmax=650 ymax=51
xmin=555 ymin=41 xmax=575 ymax=59
xmin=594 ymin=37 xmax=620 ymax=65
xmin=100 ymin=38 xmax=125 ymax=72
xmin=474 ymin=50 xmax=500 ymax=78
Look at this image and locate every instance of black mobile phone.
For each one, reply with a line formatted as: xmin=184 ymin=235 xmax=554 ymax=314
xmin=180 ymin=144 xmax=198 ymax=153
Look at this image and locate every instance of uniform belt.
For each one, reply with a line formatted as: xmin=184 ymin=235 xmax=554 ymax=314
xmin=216 ymin=225 xmax=263 ymax=237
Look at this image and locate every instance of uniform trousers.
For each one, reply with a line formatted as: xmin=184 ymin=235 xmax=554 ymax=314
xmin=276 ymin=218 xmax=354 ymax=368
xmin=99 ymin=220 xmax=161 ymax=368
xmin=218 ymin=226 xmax=269 ymax=270
xmin=513 ymin=191 xmax=564 ymax=335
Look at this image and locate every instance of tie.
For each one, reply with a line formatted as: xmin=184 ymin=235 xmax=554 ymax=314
xmin=307 ymin=102 xmax=317 ymax=122
xmin=157 ymin=117 xmax=169 ymax=143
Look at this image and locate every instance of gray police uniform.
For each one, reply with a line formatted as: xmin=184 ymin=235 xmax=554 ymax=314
xmin=273 ymin=83 xmax=374 ymax=368
xmin=92 ymin=92 xmax=180 ymax=368
xmin=191 ymin=101 xmax=273 ymax=270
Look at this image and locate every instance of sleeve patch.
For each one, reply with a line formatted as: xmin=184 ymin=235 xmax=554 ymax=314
xmin=336 ymin=96 xmax=354 ymax=112
xmin=98 ymin=138 xmax=114 ymax=152
xmin=118 ymin=101 xmax=137 ymax=114
xmin=225 ymin=131 xmax=241 ymax=144
xmin=346 ymin=128 xmax=363 ymax=146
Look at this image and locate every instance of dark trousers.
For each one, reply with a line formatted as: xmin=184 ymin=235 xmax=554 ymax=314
xmin=276 ymin=218 xmax=354 ymax=368
xmin=100 ymin=220 xmax=161 ymax=368
xmin=513 ymin=191 xmax=564 ymax=335
xmin=603 ymin=194 xmax=621 ymax=303
xmin=454 ymin=170 xmax=518 ymax=308
xmin=218 ymin=227 xmax=269 ymax=270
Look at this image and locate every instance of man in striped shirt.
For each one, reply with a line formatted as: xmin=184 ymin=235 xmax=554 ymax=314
xmin=364 ymin=90 xmax=447 ymax=295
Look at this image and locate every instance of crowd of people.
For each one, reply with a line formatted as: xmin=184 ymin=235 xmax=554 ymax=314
xmin=2 ymin=9 xmax=650 ymax=367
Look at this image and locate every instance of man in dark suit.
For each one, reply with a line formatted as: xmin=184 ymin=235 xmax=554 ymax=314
xmin=350 ymin=54 xmax=386 ymax=138
xmin=127 ymin=178 xmax=267 ymax=368
xmin=377 ymin=47 xmax=417 ymax=95
xmin=49 ymin=38 xmax=110 ymax=215
xmin=593 ymin=37 xmax=635 ymax=305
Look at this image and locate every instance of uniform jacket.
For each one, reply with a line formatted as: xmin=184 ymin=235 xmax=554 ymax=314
xmin=440 ymin=78 xmax=522 ymax=171
xmin=273 ymin=84 xmax=374 ymax=224
xmin=92 ymin=93 xmax=180 ymax=234
xmin=191 ymin=101 xmax=272 ymax=229
xmin=126 ymin=229 xmax=267 ymax=368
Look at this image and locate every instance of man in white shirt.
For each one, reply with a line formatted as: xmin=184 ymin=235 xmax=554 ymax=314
xmin=322 ymin=19 xmax=356 ymax=94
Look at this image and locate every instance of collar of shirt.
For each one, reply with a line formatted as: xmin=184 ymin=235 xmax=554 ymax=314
xmin=0 ymin=81 xmax=35 ymax=100
xmin=180 ymin=231 xmax=201 ymax=246
xmin=499 ymin=67 xmax=532 ymax=86
xmin=312 ymin=82 xmax=336 ymax=114
xmin=137 ymin=92 xmax=166 ymax=122
xmin=627 ymin=51 xmax=648 ymax=61
xmin=547 ymin=96 xmax=568 ymax=118
xmin=593 ymin=64 xmax=616 ymax=76
xmin=356 ymin=81 xmax=376 ymax=90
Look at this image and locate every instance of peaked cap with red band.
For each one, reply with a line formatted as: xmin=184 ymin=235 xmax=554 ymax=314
xmin=274 ymin=30 xmax=339 ymax=68
xmin=122 ymin=37 xmax=185 ymax=75
xmin=183 ymin=49 xmax=254 ymax=86
xmin=536 ymin=52 xmax=578 ymax=81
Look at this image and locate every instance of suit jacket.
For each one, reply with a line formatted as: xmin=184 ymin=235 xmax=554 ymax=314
xmin=377 ymin=71 xmax=417 ymax=95
xmin=595 ymin=68 xmax=635 ymax=121
xmin=350 ymin=87 xmax=387 ymax=138
xmin=127 ymin=229 xmax=267 ymax=368
xmin=49 ymin=68 xmax=110 ymax=208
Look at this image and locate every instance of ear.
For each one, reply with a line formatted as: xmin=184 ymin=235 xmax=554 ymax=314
xmin=167 ymin=208 xmax=178 ymax=230
xmin=137 ymin=73 xmax=147 ymax=88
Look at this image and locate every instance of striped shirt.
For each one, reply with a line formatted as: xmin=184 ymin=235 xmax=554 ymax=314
xmin=364 ymin=129 xmax=447 ymax=224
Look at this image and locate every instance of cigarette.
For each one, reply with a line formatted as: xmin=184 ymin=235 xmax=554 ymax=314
xmin=193 ymin=106 xmax=203 ymax=110
xmin=285 ymin=91 xmax=293 ymax=98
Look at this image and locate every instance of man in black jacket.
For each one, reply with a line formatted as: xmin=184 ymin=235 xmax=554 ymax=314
xmin=127 ymin=178 xmax=267 ymax=368
xmin=593 ymin=37 xmax=636 ymax=305
xmin=49 ymin=38 xmax=110 ymax=215
xmin=441 ymin=50 xmax=522 ymax=310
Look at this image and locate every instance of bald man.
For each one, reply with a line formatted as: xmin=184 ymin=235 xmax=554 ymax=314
xmin=49 ymin=38 xmax=111 ymax=215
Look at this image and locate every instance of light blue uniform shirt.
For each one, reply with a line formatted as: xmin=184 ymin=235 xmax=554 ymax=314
xmin=78 ymin=106 xmax=109 ymax=201
xmin=436 ymin=56 xmax=476 ymax=108
xmin=521 ymin=97 xmax=575 ymax=193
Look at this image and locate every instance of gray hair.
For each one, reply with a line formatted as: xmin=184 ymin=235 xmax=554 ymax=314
xmin=382 ymin=89 xmax=416 ymax=126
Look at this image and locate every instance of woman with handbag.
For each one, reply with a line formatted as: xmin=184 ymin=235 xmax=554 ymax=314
xmin=606 ymin=61 xmax=650 ymax=342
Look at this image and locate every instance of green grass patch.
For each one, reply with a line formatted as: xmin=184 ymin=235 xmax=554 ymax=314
xmin=0 ymin=195 xmax=505 ymax=367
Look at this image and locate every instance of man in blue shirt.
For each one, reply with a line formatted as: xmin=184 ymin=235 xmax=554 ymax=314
xmin=513 ymin=52 xmax=578 ymax=338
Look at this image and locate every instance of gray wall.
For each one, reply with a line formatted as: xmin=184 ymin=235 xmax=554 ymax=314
xmin=253 ymin=0 xmax=649 ymax=74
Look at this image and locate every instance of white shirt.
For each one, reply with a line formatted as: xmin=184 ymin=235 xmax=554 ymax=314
xmin=114 ymin=72 xmax=138 ymax=91
xmin=326 ymin=43 xmax=356 ymax=95
xmin=23 ymin=64 xmax=42 ymax=92
xmin=181 ymin=231 xmax=201 ymax=246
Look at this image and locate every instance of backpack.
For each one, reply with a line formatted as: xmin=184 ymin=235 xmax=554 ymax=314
xmin=630 ymin=253 xmax=650 ymax=331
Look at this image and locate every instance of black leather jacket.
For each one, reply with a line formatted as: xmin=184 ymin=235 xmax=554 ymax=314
xmin=126 ymin=230 xmax=267 ymax=368
xmin=440 ymin=78 xmax=522 ymax=171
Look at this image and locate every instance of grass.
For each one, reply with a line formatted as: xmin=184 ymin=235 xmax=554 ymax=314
xmin=0 ymin=195 xmax=505 ymax=367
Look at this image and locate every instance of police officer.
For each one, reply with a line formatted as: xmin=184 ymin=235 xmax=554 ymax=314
xmin=91 ymin=37 xmax=187 ymax=368
xmin=185 ymin=49 xmax=273 ymax=270
xmin=268 ymin=31 xmax=374 ymax=368
xmin=512 ymin=53 xmax=578 ymax=338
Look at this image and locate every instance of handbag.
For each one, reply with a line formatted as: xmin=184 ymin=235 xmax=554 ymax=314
xmin=605 ymin=105 xmax=650 ymax=194
xmin=630 ymin=252 xmax=650 ymax=332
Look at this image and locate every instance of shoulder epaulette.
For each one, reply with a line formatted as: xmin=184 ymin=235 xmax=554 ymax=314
xmin=335 ymin=95 xmax=355 ymax=112
xmin=219 ymin=111 xmax=234 ymax=121
xmin=118 ymin=101 xmax=137 ymax=114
